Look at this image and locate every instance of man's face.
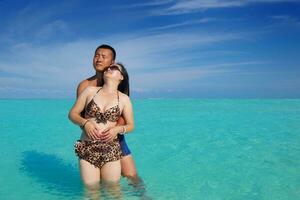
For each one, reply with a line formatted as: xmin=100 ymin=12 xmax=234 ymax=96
xmin=93 ymin=48 xmax=114 ymax=72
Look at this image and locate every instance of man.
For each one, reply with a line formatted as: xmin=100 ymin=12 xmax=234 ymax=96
xmin=76 ymin=44 xmax=138 ymax=179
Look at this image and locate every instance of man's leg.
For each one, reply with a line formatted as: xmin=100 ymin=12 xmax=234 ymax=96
xmin=120 ymin=155 xmax=137 ymax=178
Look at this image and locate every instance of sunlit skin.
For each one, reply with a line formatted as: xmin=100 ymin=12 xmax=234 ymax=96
xmin=76 ymin=48 xmax=138 ymax=179
xmin=69 ymin=64 xmax=134 ymax=198
xmin=93 ymin=48 xmax=114 ymax=72
xmin=76 ymin=48 xmax=114 ymax=97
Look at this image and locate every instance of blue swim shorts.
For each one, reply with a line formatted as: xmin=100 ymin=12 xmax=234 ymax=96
xmin=118 ymin=134 xmax=131 ymax=156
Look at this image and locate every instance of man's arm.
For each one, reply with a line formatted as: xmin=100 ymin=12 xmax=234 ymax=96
xmin=69 ymin=86 xmax=99 ymax=140
xmin=76 ymin=80 xmax=89 ymax=98
xmin=117 ymin=116 xmax=126 ymax=126
xmin=69 ymin=86 xmax=90 ymax=127
xmin=76 ymin=80 xmax=90 ymax=118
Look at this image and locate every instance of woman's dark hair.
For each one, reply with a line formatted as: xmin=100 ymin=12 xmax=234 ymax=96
xmin=116 ymin=63 xmax=130 ymax=96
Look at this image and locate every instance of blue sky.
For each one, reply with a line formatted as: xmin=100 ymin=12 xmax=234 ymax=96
xmin=0 ymin=0 xmax=299 ymax=98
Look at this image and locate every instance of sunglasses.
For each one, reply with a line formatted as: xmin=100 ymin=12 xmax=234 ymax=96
xmin=105 ymin=65 xmax=123 ymax=75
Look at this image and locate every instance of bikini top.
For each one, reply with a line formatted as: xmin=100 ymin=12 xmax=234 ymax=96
xmin=85 ymin=87 xmax=121 ymax=124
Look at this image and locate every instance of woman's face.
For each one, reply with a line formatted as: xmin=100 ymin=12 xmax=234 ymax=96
xmin=104 ymin=64 xmax=123 ymax=81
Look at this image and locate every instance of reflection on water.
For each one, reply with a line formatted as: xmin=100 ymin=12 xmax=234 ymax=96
xmin=20 ymin=151 xmax=152 ymax=199
xmin=20 ymin=151 xmax=83 ymax=198
xmin=125 ymin=176 xmax=152 ymax=200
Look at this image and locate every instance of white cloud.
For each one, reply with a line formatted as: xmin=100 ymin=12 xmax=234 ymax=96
xmin=0 ymin=40 xmax=97 ymax=90
xmin=147 ymin=18 xmax=216 ymax=31
xmin=115 ymin=32 xmax=241 ymax=69
xmin=0 ymin=1 xmax=76 ymax=43
xmin=121 ymin=0 xmax=173 ymax=8
xmin=150 ymin=0 xmax=300 ymax=15
xmin=132 ymin=67 xmax=233 ymax=89
xmin=0 ymin=30 xmax=261 ymax=97
xmin=130 ymin=60 xmax=269 ymax=90
xmin=35 ymin=20 xmax=70 ymax=40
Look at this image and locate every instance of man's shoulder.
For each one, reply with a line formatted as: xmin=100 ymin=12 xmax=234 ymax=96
xmin=77 ymin=76 xmax=96 ymax=97
xmin=78 ymin=79 xmax=90 ymax=88
xmin=78 ymin=75 xmax=97 ymax=87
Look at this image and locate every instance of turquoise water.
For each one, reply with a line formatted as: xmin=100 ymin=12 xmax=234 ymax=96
xmin=0 ymin=99 xmax=299 ymax=200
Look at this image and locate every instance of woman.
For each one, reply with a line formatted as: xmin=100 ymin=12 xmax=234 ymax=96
xmin=69 ymin=63 xmax=134 ymax=189
xmin=76 ymin=45 xmax=138 ymax=180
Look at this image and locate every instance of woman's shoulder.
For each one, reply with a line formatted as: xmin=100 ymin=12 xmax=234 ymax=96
xmin=82 ymin=86 xmax=101 ymax=95
xmin=118 ymin=91 xmax=130 ymax=101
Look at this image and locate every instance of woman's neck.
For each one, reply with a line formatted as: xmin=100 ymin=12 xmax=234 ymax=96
xmin=102 ymin=81 xmax=118 ymax=94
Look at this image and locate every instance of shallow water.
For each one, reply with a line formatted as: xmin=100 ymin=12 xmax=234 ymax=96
xmin=0 ymin=99 xmax=299 ymax=199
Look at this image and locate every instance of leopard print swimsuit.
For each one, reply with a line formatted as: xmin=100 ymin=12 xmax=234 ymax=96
xmin=75 ymin=87 xmax=122 ymax=168
xmin=84 ymin=88 xmax=121 ymax=124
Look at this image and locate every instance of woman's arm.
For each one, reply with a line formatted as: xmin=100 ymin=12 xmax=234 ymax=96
xmin=119 ymin=95 xmax=134 ymax=133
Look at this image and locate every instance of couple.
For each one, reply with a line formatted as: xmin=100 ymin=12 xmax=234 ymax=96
xmin=68 ymin=45 xmax=138 ymax=190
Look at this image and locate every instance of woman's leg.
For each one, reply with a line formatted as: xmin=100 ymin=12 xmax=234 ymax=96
xmin=121 ymin=154 xmax=137 ymax=178
xmin=79 ymin=159 xmax=101 ymax=186
xmin=79 ymin=159 xmax=101 ymax=199
xmin=101 ymin=160 xmax=122 ymax=199
xmin=101 ymin=160 xmax=121 ymax=182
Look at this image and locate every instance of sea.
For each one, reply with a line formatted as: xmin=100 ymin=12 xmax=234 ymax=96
xmin=0 ymin=99 xmax=299 ymax=200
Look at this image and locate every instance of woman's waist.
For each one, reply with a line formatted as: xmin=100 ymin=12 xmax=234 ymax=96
xmin=77 ymin=137 xmax=119 ymax=145
xmin=79 ymin=132 xmax=119 ymax=142
xmin=83 ymin=117 xmax=118 ymax=125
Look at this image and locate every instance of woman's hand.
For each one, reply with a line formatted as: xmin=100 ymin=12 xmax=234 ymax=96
xmin=84 ymin=120 xmax=100 ymax=140
xmin=99 ymin=126 xmax=120 ymax=143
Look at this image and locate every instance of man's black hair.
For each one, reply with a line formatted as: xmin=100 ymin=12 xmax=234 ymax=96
xmin=95 ymin=44 xmax=116 ymax=60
